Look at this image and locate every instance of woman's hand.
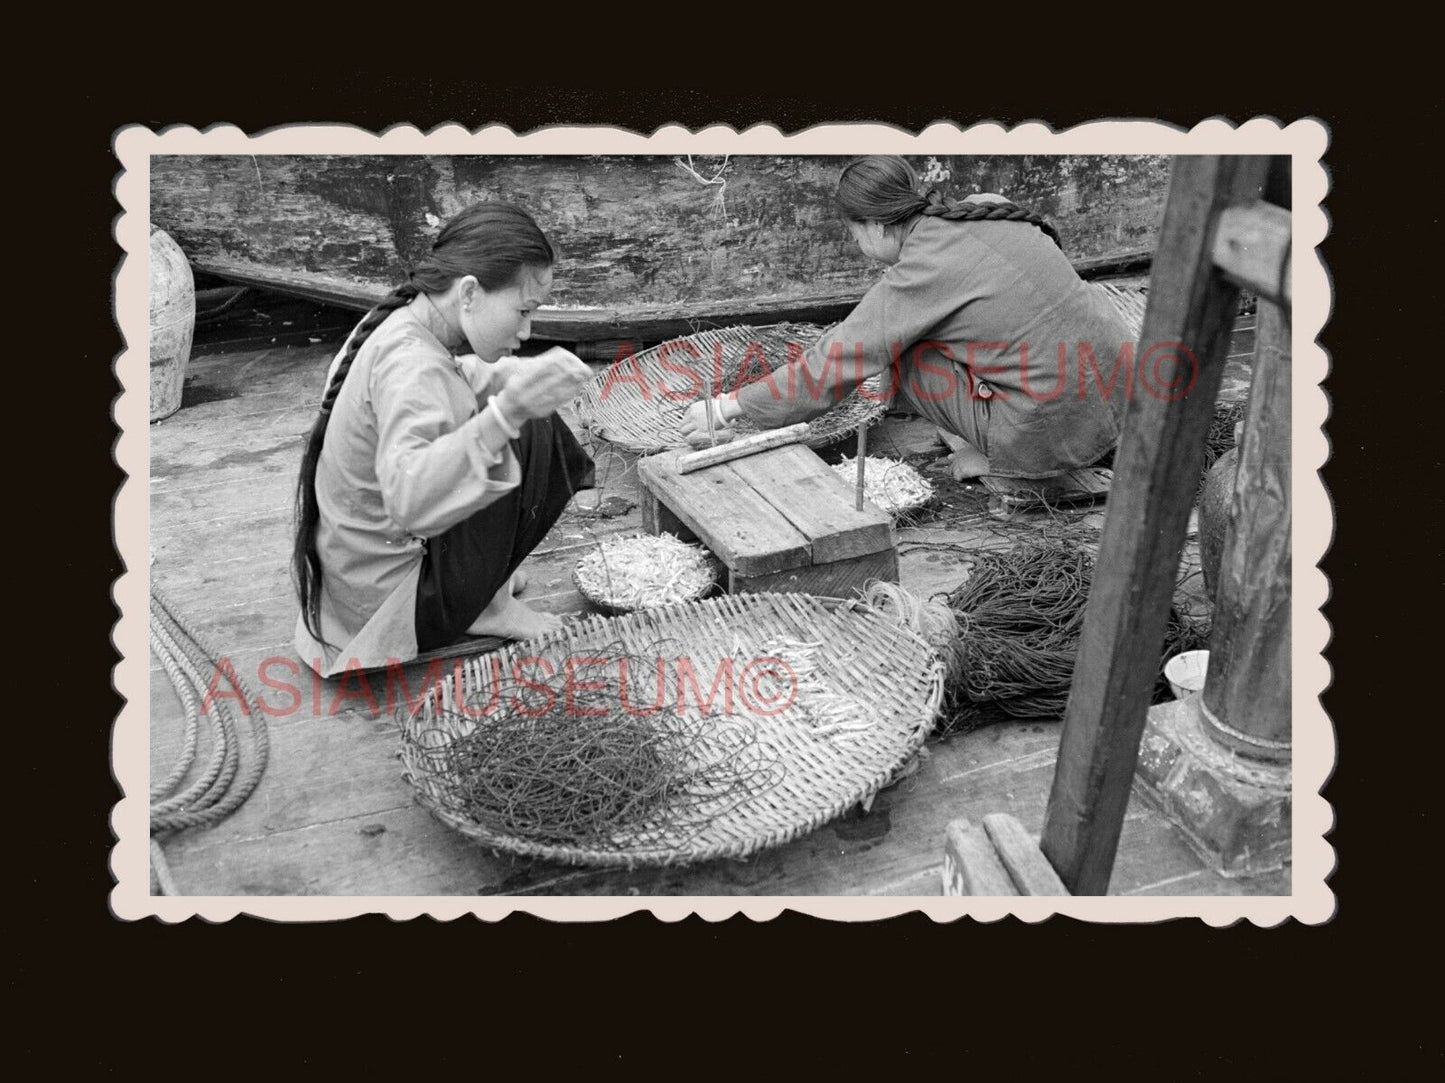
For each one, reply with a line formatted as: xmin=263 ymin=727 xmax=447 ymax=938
xmin=487 ymin=354 xmax=525 ymax=390
xmin=494 ymin=347 xmax=593 ymax=423
xmin=679 ymin=395 xmax=741 ymax=448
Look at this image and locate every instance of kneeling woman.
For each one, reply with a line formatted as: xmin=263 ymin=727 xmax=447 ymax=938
xmin=293 ymin=203 xmax=595 ymax=677
xmin=681 ymin=156 xmax=1134 ymax=482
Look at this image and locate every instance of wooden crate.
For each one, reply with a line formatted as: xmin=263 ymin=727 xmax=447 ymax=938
xmin=637 ymin=444 xmax=899 ymax=597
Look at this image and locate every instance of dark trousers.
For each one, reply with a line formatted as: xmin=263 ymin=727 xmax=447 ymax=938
xmin=413 ymin=414 xmax=595 ymax=652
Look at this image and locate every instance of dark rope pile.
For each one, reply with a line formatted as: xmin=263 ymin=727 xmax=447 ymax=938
xmin=409 ymin=646 xmax=783 ymax=850
xmin=937 ymin=531 xmax=1207 ymax=735
xmin=1203 ymin=400 xmax=1248 ymax=472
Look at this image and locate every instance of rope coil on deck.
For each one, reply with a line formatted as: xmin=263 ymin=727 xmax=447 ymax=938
xmin=149 ymin=581 xmax=271 ymax=895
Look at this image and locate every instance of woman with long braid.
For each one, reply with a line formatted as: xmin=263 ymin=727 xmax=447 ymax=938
xmin=293 ymin=203 xmax=595 ymax=677
xmin=680 ymin=156 xmax=1134 ymax=482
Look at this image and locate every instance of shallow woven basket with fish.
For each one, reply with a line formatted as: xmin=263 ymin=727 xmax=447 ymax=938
xmin=400 ymin=593 xmax=944 ymax=868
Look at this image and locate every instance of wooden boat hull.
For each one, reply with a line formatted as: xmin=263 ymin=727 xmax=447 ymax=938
xmin=151 ymin=154 xmax=1170 ymax=346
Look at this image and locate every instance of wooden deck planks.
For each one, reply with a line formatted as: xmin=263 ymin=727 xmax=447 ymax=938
xmin=146 ymin=321 xmax=1277 ymax=897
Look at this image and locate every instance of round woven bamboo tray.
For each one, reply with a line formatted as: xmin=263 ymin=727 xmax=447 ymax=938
xmin=575 ymin=322 xmax=887 ymax=454
xmin=400 ymin=593 xmax=944 ymax=868
xmin=1093 ymin=281 xmax=1147 ymax=340
xmin=572 ymin=533 xmax=718 ymax=617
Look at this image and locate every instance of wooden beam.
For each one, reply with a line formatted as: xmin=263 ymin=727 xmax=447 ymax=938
xmin=982 ymin=815 xmax=1071 ymax=896
xmin=1212 ymin=201 xmax=1291 ymax=307
xmin=943 ymin=819 xmax=1019 ymax=896
xmin=193 ymin=249 xmax=1161 ymax=346
xmin=1039 ymin=155 xmax=1271 ymax=896
xmin=1071 ymin=247 xmax=1155 ymax=280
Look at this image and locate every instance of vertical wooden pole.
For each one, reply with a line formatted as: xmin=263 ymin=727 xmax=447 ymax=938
xmin=703 ymin=375 xmax=717 ymax=447
xmin=1039 ymin=155 xmax=1271 ymax=895
xmin=1200 ymin=294 xmax=1291 ymax=760
xmin=855 ymin=422 xmax=868 ymax=512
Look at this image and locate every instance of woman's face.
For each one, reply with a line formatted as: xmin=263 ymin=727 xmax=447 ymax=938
xmin=459 ymin=265 xmax=554 ymax=361
xmin=847 ymin=219 xmax=903 ymax=265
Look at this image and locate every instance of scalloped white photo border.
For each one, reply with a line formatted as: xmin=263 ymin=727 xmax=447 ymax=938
xmin=111 ymin=119 xmax=1333 ymax=924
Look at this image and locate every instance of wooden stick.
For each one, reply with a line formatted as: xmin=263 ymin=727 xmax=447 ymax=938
xmin=676 ymin=423 xmax=810 ymax=475
xmin=855 ymin=421 xmax=867 ymax=512
xmin=703 ymin=376 xmax=717 ymax=448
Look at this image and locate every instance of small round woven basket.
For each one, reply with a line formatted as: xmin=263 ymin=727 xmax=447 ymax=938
xmin=575 ymin=322 xmax=887 ymax=454
xmin=572 ymin=533 xmax=717 ymax=617
xmin=400 ymin=593 xmax=944 ymax=868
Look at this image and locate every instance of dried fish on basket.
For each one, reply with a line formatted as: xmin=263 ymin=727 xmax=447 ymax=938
xmin=831 ymin=456 xmax=935 ymax=519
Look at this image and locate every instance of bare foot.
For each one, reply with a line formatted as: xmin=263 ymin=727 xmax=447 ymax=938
xmin=949 ymin=445 xmax=990 ymax=481
xmin=466 ymin=589 xmax=563 ymax=641
xmin=508 ymin=570 xmax=529 ymax=596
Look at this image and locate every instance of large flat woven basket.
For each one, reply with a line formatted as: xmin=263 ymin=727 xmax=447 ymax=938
xmin=1093 ymin=281 xmax=1147 ymax=339
xmin=401 ymin=593 xmax=944 ymax=868
xmin=575 ymin=322 xmax=887 ymax=454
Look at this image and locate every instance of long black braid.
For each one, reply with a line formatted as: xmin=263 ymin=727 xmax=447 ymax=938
xmin=292 ymin=202 xmax=556 ymax=650
xmin=918 ymin=188 xmax=1063 ymax=249
xmin=834 ymin=155 xmax=1064 ymax=251
xmin=292 ymin=282 xmax=418 ymax=647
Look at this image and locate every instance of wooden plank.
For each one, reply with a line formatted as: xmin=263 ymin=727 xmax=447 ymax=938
xmin=942 ymin=819 xmax=1019 ymax=896
xmin=638 ymin=454 xmax=811 ymax=576
xmin=982 ymin=814 xmax=1070 ymax=896
xmin=1039 ymin=155 xmax=1271 ymax=896
xmin=149 ymin=329 xmax=1267 ymax=898
xmin=732 ymin=547 xmax=898 ymax=598
xmin=164 ymin=722 xmax=1049 ymax=897
xmin=982 ymin=468 xmax=1113 ymax=499
xmin=1212 ymin=202 xmax=1291 ymax=307
xmin=983 ymin=468 xmax=1113 ymax=517
xmin=190 ymin=260 xmax=872 ymax=343
xmin=727 ymin=443 xmax=894 ymax=564
xmin=1071 ymin=248 xmax=1155 ymax=279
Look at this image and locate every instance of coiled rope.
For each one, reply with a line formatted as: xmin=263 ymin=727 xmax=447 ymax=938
xmin=149 ymin=581 xmax=271 ymax=895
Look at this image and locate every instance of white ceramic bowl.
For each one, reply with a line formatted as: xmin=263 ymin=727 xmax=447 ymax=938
xmin=1164 ymin=650 xmax=1210 ymax=700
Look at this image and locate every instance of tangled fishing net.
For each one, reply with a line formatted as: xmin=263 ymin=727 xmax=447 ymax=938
xmin=831 ymin=456 xmax=935 ymax=519
xmin=1203 ymin=400 xmax=1247 ymax=472
xmin=937 ymin=530 xmax=1208 ymax=735
xmin=573 ymin=533 xmax=715 ymax=614
xmin=407 ymin=644 xmax=782 ymax=852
